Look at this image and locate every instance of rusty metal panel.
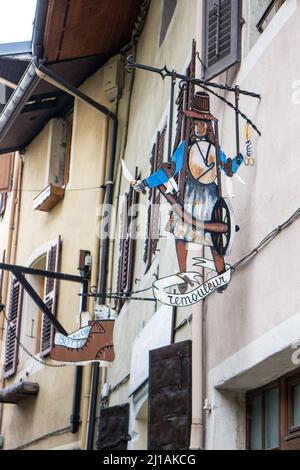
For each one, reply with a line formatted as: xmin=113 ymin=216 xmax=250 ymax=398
xmin=97 ymin=403 xmax=130 ymax=450
xmin=148 ymin=340 xmax=192 ymax=450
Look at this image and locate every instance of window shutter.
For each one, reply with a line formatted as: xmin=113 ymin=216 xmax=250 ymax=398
xmin=159 ymin=0 xmax=178 ymax=46
xmin=148 ymin=340 xmax=192 ymax=450
xmin=0 ymin=193 xmax=7 ymax=217
xmin=0 ymin=153 xmax=14 ymax=194
xmin=96 ymin=403 xmax=130 ymax=450
xmin=0 ymin=251 xmax=5 ymax=301
xmin=115 ymin=179 xmax=138 ymax=312
xmin=173 ymin=40 xmax=196 ymax=153
xmin=40 ymin=236 xmax=61 ymax=357
xmin=144 ymin=126 xmax=166 ymax=272
xmin=203 ymin=0 xmax=242 ymax=81
xmin=3 ymin=278 xmax=23 ymax=379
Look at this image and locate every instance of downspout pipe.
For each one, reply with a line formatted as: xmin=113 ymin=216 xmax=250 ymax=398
xmin=32 ymin=60 xmax=118 ymax=448
xmin=86 ymin=116 xmax=118 ymax=450
xmin=70 ymin=280 xmax=88 ymax=434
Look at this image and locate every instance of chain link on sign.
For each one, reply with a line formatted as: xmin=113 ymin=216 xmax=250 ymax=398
xmin=1 ymin=308 xmax=66 ymax=368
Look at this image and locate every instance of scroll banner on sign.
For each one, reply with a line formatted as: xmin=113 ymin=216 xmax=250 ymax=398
xmin=152 ymin=258 xmax=232 ymax=307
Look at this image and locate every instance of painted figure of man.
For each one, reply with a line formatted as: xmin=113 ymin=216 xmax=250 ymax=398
xmin=132 ymin=93 xmax=243 ymax=293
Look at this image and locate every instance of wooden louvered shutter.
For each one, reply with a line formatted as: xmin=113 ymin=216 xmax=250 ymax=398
xmin=203 ymin=0 xmax=242 ymax=81
xmin=173 ymin=40 xmax=196 ymax=153
xmin=97 ymin=403 xmax=130 ymax=450
xmin=0 ymin=153 xmax=14 ymax=194
xmin=0 ymin=250 xmax=5 ymax=301
xmin=40 ymin=236 xmax=61 ymax=357
xmin=148 ymin=340 xmax=192 ymax=450
xmin=115 ymin=179 xmax=138 ymax=312
xmin=144 ymin=127 xmax=166 ymax=272
xmin=3 ymin=278 xmax=23 ymax=379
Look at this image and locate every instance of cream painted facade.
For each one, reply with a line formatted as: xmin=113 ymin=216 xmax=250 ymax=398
xmin=0 ymin=64 xmax=115 ymax=449
xmin=0 ymin=0 xmax=299 ymax=450
xmin=106 ymin=0 xmax=300 ymax=450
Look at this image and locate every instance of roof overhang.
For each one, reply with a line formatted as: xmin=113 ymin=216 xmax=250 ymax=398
xmin=0 ymin=41 xmax=32 ymax=58
xmin=0 ymin=0 xmax=145 ymax=154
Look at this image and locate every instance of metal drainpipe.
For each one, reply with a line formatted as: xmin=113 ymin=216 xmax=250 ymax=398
xmin=70 ymin=279 xmax=88 ymax=434
xmin=86 ymin=117 xmax=118 ymax=450
xmin=32 ymin=59 xmax=118 ymax=449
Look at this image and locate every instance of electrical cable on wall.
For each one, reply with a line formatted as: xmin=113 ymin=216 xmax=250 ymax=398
xmin=85 ymin=207 xmax=300 ymax=303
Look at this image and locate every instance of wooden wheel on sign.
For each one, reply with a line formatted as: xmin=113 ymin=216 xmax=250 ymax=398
xmin=210 ymin=198 xmax=238 ymax=256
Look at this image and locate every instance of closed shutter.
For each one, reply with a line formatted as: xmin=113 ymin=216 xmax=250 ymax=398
xmin=203 ymin=0 xmax=242 ymax=81
xmin=144 ymin=126 xmax=166 ymax=272
xmin=40 ymin=236 xmax=61 ymax=357
xmin=0 ymin=153 xmax=14 ymax=194
xmin=115 ymin=179 xmax=138 ymax=312
xmin=148 ymin=340 xmax=192 ymax=450
xmin=96 ymin=403 xmax=130 ymax=450
xmin=0 ymin=251 xmax=5 ymax=301
xmin=3 ymin=278 xmax=23 ymax=379
xmin=0 ymin=193 xmax=7 ymax=217
xmin=173 ymin=41 xmax=196 ymax=153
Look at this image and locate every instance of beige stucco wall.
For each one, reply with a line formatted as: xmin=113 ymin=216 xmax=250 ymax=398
xmin=0 ymin=64 xmax=116 ymax=449
xmin=1 ymin=0 xmax=298 ymax=451
xmin=106 ymin=0 xmax=300 ymax=449
xmin=203 ymin=0 xmax=300 ymax=370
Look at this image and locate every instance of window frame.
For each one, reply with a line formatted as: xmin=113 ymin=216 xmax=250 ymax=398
xmin=246 ymin=379 xmax=280 ymax=450
xmin=159 ymin=0 xmax=178 ymax=48
xmin=246 ymin=369 xmax=300 ymax=450
xmin=287 ymin=375 xmax=300 ymax=438
xmin=256 ymin=0 xmax=287 ymax=33
xmin=202 ymin=0 xmax=242 ymax=81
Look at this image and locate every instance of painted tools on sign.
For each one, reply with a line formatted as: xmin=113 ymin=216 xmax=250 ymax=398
xmin=244 ymin=122 xmax=254 ymax=167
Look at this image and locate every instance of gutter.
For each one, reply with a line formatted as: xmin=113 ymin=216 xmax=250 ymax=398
xmin=0 ymin=62 xmax=39 ymax=141
xmin=0 ymin=0 xmax=48 ymax=143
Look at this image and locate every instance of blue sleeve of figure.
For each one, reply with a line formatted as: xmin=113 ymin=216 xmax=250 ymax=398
xmin=219 ymin=148 xmax=244 ymax=175
xmin=144 ymin=141 xmax=186 ymax=189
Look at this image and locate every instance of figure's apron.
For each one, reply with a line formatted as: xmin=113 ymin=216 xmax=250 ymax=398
xmin=166 ymin=139 xmax=218 ymax=246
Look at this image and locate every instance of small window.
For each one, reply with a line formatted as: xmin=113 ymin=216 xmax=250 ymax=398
xmin=23 ymin=255 xmax=47 ymax=358
xmin=159 ymin=0 xmax=177 ymax=46
xmin=292 ymin=385 xmax=300 ymax=428
xmin=203 ymin=0 xmax=242 ymax=80
xmin=115 ymin=178 xmax=138 ymax=312
xmin=0 ymin=153 xmax=14 ymax=194
xmin=287 ymin=375 xmax=300 ymax=437
xmin=247 ymin=370 xmax=300 ymax=450
xmin=143 ymin=126 xmax=167 ymax=272
xmin=33 ymin=113 xmax=73 ymax=212
xmin=257 ymin=0 xmax=287 ymax=33
xmin=47 ymin=112 xmax=73 ymax=188
xmin=247 ymin=385 xmax=280 ymax=450
xmin=0 ymin=193 xmax=7 ymax=218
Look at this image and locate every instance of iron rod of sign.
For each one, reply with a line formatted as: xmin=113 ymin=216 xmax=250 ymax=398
xmin=168 ymin=72 xmax=176 ymax=161
xmin=235 ymin=86 xmax=241 ymax=165
xmin=214 ymin=119 xmax=222 ymax=199
xmin=125 ymin=56 xmax=261 ymax=98
xmin=12 ymin=269 xmax=68 ymax=336
xmin=125 ymin=57 xmax=262 ymax=136
xmin=79 ymin=292 xmax=156 ymax=302
xmin=0 ymin=262 xmax=85 ymax=284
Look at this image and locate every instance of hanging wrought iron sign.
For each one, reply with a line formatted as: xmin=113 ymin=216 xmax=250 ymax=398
xmin=121 ymin=50 xmax=260 ymax=307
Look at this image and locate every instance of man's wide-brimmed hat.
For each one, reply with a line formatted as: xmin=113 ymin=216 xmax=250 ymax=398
xmin=184 ymin=92 xmax=215 ymax=121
